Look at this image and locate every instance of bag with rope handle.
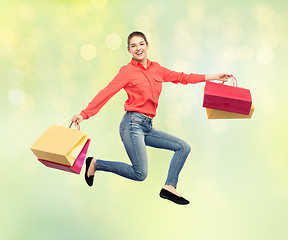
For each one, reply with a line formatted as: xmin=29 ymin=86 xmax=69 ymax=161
xmin=203 ymin=75 xmax=253 ymax=115
xmin=31 ymin=121 xmax=90 ymax=174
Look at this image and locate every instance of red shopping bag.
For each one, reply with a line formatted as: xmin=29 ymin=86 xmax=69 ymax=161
xmin=203 ymin=76 xmax=252 ymax=115
xmin=38 ymin=138 xmax=90 ymax=174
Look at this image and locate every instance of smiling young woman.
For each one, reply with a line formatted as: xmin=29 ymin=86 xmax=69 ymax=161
xmin=127 ymin=32 xmax=149 ymax=68
xmin=72 ymin=31 xmax=231 ymax=205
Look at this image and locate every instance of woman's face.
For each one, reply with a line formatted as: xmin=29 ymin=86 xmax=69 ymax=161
xmin=128 ymin=36 xmax=149 ymax=63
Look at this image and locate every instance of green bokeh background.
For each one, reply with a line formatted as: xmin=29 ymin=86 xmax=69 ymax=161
xmin=1 ymin=0 xmax=288 ymax=239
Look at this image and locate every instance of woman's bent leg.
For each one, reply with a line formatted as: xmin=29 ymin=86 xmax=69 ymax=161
xmin=95 ymin=116 xmax=148 ymax=181
xmin=145 ymin=128 xmax=191 ymax=188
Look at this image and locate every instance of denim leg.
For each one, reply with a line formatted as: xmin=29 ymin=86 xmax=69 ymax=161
xmin=145 ymin=128 xmax=191 ymax=188
xmin=95 ymin=115 xmax=148 ymax=181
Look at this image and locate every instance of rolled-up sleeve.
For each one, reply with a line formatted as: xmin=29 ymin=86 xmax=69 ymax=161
xmin=160 ymin=65 xmax=205 ymax=84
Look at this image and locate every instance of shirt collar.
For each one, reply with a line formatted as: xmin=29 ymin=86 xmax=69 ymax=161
xmin=131 ymin=58 xmax=152 ymax=69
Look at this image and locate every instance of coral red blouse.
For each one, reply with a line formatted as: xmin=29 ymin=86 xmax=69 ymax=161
xmin=80 ymin=58 xmax=205 ymax=119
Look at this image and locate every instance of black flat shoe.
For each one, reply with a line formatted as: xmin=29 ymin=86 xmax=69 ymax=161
xmin=85 ymin=157 xmax=94 ymax=187
xmin=159 ymin=188 xmax=190 ymax=205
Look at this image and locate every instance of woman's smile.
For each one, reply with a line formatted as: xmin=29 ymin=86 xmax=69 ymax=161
xmin=136 ymin=51 xmax=143 ymax=56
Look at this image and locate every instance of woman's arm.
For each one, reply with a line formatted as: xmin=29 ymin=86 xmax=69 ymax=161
xmin=158 ymin=63 xmax=231 ymax=84
xmin=205 ymin=73 xmax=232 ymax=82
xmin=159 ymin=64 xmax=205 ymax=84
xmin=71 ymin=67 xmax=129 ymax=123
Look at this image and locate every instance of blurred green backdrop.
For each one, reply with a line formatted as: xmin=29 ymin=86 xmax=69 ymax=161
xmin=1 ymin=0 xmax=288 ymax=239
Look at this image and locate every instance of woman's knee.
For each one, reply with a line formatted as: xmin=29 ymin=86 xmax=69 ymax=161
xmin=176 ymin=140 xmax=191 ymax=154
xmin=185 ymin=142 xmax=191 ymax=154
xmin=135 ymin=169 xmax=148 ymax=181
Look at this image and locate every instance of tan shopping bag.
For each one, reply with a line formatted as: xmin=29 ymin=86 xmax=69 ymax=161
xmin=31 ymin=123 xmax=88 ymax=166
xmin=206 ymin=104 xmax=255 ymax=119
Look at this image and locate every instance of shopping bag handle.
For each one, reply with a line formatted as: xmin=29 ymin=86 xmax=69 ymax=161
xmin=62 ymin=120 xmax=80 ymax=130
xmin=222 ymin=75 xmax=238 ymax=87
xmin=69 ymin=120 xmax=80 ymax=130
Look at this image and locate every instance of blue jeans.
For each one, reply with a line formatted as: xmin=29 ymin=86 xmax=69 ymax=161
xmin=95 ymin=111 xmax=191 ymax=188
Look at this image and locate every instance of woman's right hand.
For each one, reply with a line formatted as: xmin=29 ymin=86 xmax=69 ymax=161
xmin=71 ymin=114 xmax=84 ymax=124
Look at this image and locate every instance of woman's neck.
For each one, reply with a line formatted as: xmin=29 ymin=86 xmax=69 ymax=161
xmin=133 ymin=57 xmax=147 ymax=69
xmin=140 ymin=59 xmax=147 ymax=69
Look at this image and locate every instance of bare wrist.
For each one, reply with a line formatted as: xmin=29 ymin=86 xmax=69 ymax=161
xmin=205 ymin=74 xmax=216 ymax=81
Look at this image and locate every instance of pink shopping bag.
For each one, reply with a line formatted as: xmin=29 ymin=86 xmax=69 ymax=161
xmin=203 ymin=76 xmax=252 ymax=115
xmin=38 ymin=138 xmax=91 ymax=174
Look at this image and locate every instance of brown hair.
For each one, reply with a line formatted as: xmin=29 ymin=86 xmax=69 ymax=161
xmin=127 ymin=31 xmax=148 ymax=48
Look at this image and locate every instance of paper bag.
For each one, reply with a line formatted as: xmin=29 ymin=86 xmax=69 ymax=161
xmin=206 ymin=104 xmax=255 ymax=119
xmin=31 ymin=124 xmax=88 ymax=166
xmin=38 ymin=138 xmax=90 ymax=174
xmin=203 ymin=81 xmax=252 ymax=115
